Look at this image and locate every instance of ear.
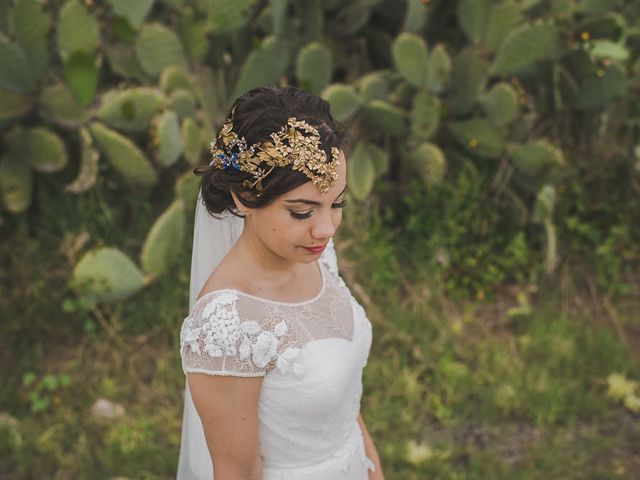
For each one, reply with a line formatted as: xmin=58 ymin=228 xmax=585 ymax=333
xmin=230 ymin=190 xmax=251 ymax=216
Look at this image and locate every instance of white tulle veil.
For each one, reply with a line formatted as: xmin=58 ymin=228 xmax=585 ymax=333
xmin=177 ymin=185 xmax=244 ymax=479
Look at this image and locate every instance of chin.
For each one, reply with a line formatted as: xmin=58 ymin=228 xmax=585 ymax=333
xmin=297 ymin=256 xmax=318 ymax=264
xmin=272 ymin=248 xmax=314 ymax=264
xmin=292 ymin=250 xmax=320 ymax=264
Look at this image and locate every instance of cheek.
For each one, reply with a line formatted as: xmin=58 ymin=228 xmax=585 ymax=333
xmin=267 ymin=212 xmax=308 ymax=242
xmin=333 ymin=209 xmax=343 ymax=227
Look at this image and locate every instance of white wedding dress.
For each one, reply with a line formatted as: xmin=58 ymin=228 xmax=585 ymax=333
xmin=178 ymin=242 xmax=375 ymax=479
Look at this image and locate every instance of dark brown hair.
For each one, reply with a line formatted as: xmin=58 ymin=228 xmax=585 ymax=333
xmin=194 ymin=86 xmax=347 ymax=217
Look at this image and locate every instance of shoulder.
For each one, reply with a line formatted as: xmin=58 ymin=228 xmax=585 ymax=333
xmin=196 ymin=257 xmax=253 ymax=303
xmin=182 ymin=290 xmax=243 ymax=358
xmin=180 ymin=290 xmax=302 ymax=376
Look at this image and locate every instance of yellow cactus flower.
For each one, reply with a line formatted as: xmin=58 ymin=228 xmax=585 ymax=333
xmin=580 ymin=31 xmax=590 ymax=41
xmin=468 ymin=138 xmax=479 ymax=148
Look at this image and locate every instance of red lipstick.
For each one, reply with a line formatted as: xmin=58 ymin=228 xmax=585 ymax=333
xmin=302 ymin=244 xmax=326 ymax=254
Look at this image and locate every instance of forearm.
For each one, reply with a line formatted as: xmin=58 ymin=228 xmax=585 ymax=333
xmin=357 ymin=413 xmax=384 ymax=479
xmin=212 ymin=456 xmax=262 ymax=480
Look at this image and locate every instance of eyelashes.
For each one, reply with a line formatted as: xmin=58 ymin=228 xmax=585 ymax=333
xmin=289 ymin=200 xmax=347 ymax=220
xmin=290 ymin=211 xmax=313 ymax=220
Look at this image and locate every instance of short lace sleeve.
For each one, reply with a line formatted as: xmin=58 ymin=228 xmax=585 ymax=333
xmin=180 ymin=291 xmax=293 ymax=378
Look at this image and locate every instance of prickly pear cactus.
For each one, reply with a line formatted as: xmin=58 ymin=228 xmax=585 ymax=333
xmin=71 ymin=247 xmax=148 ymax=303
xmin=413 ymin=143 xmax=447 ymax=188
xmin=296 ymin=42 xmax=332 ymax=94
xmin=322 ymin=84 xmax=363 ymax=122
xmin=0 ymin=0 xmax=636 ymax=301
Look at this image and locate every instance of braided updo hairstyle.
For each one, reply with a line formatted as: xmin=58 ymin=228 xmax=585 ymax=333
xmin=194 ymin=86 xmax=347 ymax=217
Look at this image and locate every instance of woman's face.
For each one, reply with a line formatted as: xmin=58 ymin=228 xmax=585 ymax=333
xmin=244 ymin=152 xmax=347 ymax=264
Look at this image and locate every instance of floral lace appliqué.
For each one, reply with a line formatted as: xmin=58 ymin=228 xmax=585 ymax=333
xmin=181 ymin=292 xmax=305 ymax=376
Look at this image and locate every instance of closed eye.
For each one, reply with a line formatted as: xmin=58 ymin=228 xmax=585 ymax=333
xmin=288 ymin=199 xmax=347 ymax=220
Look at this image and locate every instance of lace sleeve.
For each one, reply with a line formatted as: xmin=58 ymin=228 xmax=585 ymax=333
xmin=180 ymin=291 xmax=293 ymax=377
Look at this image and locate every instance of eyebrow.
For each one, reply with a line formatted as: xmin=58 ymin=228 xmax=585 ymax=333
xmin=284 ymin=184 xmax=347 ymax=206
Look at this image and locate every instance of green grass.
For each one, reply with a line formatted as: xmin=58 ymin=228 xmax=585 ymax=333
xmin=1 ymin=177 xmax=639 ymax=479
xmin=358 ymin=297 xmax=639 ymax=479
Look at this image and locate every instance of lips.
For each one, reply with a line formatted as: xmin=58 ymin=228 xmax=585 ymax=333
xmin=302 ymin=244 xmax=327 ymax=254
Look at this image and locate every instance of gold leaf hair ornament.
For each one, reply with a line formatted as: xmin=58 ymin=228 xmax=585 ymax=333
xmin=209 ymin=111 xmax=341 ymax=196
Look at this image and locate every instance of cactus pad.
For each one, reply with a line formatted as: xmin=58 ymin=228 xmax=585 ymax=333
xmin=208 ymin=0 xmax=255 ymax=34
xmin=573 ymin=64 xmax=627 ymax=110
xmin=411 ymin=90 xmax=441 ymax=142
xmin=449 ymin=118 xmax=506 ymax=159
xmin=232 ymin=36 xmax=288 ymax=99
xmin=0 ymin=154 xmax=33 ymax=214
xmin=426 ymin=44 xmax=451 ymax=94
xmin=109 ymin=0 xmax=155 ymax=29
xmin=364 ymin=100 xmax=408 ymax=137
xmin=0 ymin=35 xmax=37 ymax=93
xmin=296 ymin=42 xmax=333 ymax=94
xmin=168 ymin=89 xmax=198 ymax=120
xmin=89 ymin=122 xmax=158 ymax=187
xmin=71 ymin=247 xmax=147 ymax=303
xmin=348 ymin=142 xmax=377 ymax=201
xmin=322 ymin=84 xmax=363 ymax=122
xmin=511 ymin=139 xmax=565 ymax=177
xmin=65 ymin=128 xmax=99 ymax=194
xmin=479 ymin=82 xmax=520 ymax=126
xmin=392 ymin=32 xmax=429 ymax=87
xmin=181 ymin=117 xmax=203 ymax=166
xmin=9 ymin=0 xmax=49 ymax=82
xmin=40 ymin=83 xmax=90 ymax=128
xmin=136 ymin=23 xmax=188 ymax=78
xmin=57 ymin=0 xmax=100 ymax=62
xmin=98 ymin=88 xmax=164 ymax=132
xmin=449 ymin=47 xmax=489 ymax=115
xmin=152 ymin=110 xmax=183 ymax=167
xmin=0 ymin=89 xmax=32 ymax=121
xmin=357 ymin=71 xmax=392 ymax=102
xmin=413 ymin=142 xmax=447 ymax=187
xmin=492 ymin=22 xmax=562 ymax=75
xmin=160 ymin=65 xmax=194 ymax=94
xmin=5 ymin=127 xmax=68 ymax=173
xmin=140 ymin=199 xmax=186 ymax=277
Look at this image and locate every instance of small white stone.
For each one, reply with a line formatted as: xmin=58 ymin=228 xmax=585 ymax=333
xmin=90 ymin=398 xmax=125 ymax=419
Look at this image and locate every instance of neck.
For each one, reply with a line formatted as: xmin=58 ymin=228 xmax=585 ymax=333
xmin=232 ymin=226 xmax=298 ymax=282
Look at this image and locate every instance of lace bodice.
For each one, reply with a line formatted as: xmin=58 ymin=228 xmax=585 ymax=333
xmin=180 ymin=260 xmax=355 ymax=378
xmin=178 ymin=244 xmax=375 ymax=479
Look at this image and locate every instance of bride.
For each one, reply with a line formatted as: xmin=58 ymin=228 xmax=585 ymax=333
xmin=177 ymin=86 xmax=384 ymax=479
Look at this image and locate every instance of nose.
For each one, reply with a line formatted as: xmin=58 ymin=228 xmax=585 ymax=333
xmin=310 ymin=209 xmax=337 ymax=241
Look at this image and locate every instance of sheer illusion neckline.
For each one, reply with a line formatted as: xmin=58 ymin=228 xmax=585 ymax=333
xmin=193 ymin=260 xmax=326 ymax=310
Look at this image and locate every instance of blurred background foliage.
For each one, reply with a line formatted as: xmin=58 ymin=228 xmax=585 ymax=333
xmin=0 ymin=0 xmax=639 ymax=478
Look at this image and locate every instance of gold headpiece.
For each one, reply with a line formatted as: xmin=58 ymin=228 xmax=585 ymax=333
xmin=209 ymin=110 xmax=341 ymax=195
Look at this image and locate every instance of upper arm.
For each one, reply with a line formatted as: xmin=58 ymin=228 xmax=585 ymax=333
xmin=179 ymin=291 xmax=303 ymax=475
xmin=188 ymin=373 xmax=263 ymax=478
xmin=180 ymin=291 xmax=273 ymax=476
